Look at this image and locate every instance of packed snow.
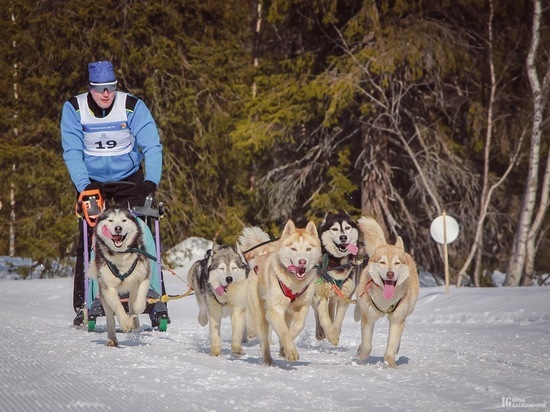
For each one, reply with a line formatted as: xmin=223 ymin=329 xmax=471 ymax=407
xmin=0 ymin=241 xmax=549 ymax=412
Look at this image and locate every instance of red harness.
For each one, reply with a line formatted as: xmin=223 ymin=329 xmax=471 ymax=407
xmin=278 ymin=279 xmax=309 ymax=302
xmin=254 ymin=266 xmax=309 ymax=302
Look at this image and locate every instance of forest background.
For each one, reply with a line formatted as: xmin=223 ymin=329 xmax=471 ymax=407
xmin=1 ymin=0 xmax=549 ymax=288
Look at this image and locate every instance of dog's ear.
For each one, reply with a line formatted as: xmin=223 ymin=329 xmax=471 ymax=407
xmin=282 ymin=219 xmax=296 ymax=237
xmin=339 ymin=209 xmax=350 ymax=217
xmin=211 ymin=242 xmax=221 ymax=255
xmin=204 ymin=248 xmax=213 ymax=267
xmin=234 ymin=242 xmax=251 ymax=275
xmin=305 ymin=220 xmax=318 ymax=237
xmin=395 ymin=236 xmax=405 ymax=251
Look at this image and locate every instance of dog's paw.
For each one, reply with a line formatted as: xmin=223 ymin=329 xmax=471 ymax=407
xmin=315 ymin=330 xmax=326 ymax=341
xmin=282 ymin=345 xmax=299 ymax=362
xmin=210 ymin=348 xmax=222 ymax=357
xmin=384 ymin=355 xmax=398 ymax=368
xmin=326 ymin=334 xmax=340 ymax=346
xmin=119 ymin=315 xmax=138 ymax=333
xmin=357 ymin=345 xmax=371 ymax=361
xmin=261 ymin=356 xmax=273 ymax=366
xmin=231 ymin=345 xmax=244 ymax=356
xmin=106 ymin=339 xmax=118 ymax=347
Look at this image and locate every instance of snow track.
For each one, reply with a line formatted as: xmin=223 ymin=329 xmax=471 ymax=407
xmin=0 ymin=277 xmax=548 ymax=411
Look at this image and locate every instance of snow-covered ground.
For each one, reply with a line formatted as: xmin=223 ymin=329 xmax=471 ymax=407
xmin=0 ymin=245 xmax=549 ymax=411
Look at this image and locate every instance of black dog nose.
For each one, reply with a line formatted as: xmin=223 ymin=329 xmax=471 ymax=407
xmin=115 ymin=225 xmax=123 ymax=233
xmin=339 ymin=235 xmax=348 ymax=243
xmin=226 ymin=276 xmax=233 ymax=284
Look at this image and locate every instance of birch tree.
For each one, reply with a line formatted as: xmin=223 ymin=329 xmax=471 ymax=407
xmin=506 ymin=0 xmax=550 ymax=286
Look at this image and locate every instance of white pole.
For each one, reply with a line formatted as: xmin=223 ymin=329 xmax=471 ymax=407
xmin=443 ymin=210 xmax=450 ymax=293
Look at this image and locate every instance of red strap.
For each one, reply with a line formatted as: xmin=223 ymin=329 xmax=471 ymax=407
xmin=359 ymin=278 xmax=375 ymax=298
xmin=278 ymin=279 xmax=309 ymax=302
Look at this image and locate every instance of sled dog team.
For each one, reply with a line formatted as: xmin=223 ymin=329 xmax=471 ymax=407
xmin=189 ymin=210 xmax=420 ymax=368
xmin=90 ymin=206 xmax=419 ymax=367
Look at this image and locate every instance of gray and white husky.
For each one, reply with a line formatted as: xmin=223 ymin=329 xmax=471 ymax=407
xmin=312 ymin=210 xmax=360 ymax=346
xmin=88 ymin=206 xmax=151 ymax=347
xmin=187 ymin=243 xmax=249 ymax=356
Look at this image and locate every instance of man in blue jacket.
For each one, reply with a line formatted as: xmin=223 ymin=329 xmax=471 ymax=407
xmin=61 ymin=60 xmax=165 ymax=327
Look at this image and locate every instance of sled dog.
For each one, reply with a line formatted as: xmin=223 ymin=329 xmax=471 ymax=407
xmin=354 ymin=216 xmax=419 ymax=368
xmin=239 ymin=220 xmax=322 ymax=365
xmin=187 ymin=243 xmax=249 ymax=356
xmin=88 ymin=206 xmax=151 ymax=347
xmin=312 ymin=210 xmax=360 ymax=346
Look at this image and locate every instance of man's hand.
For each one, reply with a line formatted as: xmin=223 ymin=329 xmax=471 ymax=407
xmin=137 ymin=180 xmax=157 ymax=196
xmin=84 ymin=181 xmax=105 ymax=196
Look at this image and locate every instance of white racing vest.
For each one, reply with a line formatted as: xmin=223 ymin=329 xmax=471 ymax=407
xmin=76 ymin=92 xmax=135 ymax=157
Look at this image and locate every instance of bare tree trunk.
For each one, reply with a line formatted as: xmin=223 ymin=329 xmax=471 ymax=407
xmin=471 ymin=0 xmax=496 ymax=288
xmin=506 ymin=0 xmax=545 ymax=286
xmin=522 ymin=143 xmax=550 ymax=285
xmin=9 ymin=5 xmax=18 ymax=257
xmin=9 ymin=164 xmax=16 ymax=257
xmin=252 ymin=1 xmax=262 ymax=99
xmin=360 ymin=126 xmax=392 ymax=238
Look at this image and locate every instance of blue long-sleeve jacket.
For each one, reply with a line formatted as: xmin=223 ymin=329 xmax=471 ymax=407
xmin=60 ymin=92 xmax=162 ymax=193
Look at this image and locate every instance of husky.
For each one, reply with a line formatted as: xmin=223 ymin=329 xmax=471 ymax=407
xmin=354 ymin=216 xmax=419 ymax=368
xmin=88 ymin=206 xmax=151 ymax=347
xmin=187 ymin=243 xmax=249 ymax=357
xmin=239 ymin=219 xmax=322 ymax=365
xmin=312 ymin=210 xmax=360 ymax=346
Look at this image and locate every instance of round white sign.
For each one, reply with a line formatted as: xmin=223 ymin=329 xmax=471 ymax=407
xmin=430 ymin=215 xmax=460 ymax=244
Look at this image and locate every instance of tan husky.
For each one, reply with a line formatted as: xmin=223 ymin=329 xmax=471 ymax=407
xmin=239 ymin=220 xmax=322 ymax=365
xmin=354 ymin=216 xmax=419 ymax=368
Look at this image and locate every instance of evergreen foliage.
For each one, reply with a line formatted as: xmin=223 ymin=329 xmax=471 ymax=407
xmin=1 ymin=0 xmax=548 ymax=281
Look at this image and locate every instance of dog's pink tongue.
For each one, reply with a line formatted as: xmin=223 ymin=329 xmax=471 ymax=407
xmin=102 ymin=225 xmax=114 ymax=239
xmin=214 ymin=285 xmax=226 ymax=296
xmin=346 ymin=243 xmax=358 ymax=255
xmin=383 ymin=282 xmax=395 ymax=300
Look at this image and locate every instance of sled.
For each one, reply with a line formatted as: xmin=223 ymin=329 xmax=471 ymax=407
xmin=75 ymin=182 xmax=170 ymax=332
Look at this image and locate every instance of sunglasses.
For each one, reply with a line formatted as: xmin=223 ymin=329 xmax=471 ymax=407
xmin=90 ymin=84 xmax=117 ymax=93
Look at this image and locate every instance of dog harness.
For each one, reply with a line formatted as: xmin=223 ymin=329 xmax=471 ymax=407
xmin=277 ymin=279 xmax=309 ymax=302
xmin=359 ymin=278 xmax=402 ymax=314
xmin=103 ymin=248 xmax=156 ymax=281
xmin=314 ymin=253 xmax=359 ymax=304
xmin=105 ymin=257 xmax=139 ymax=281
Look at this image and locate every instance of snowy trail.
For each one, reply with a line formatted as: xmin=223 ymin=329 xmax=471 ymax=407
xmin=0 ymin=275 xmax=548 ymax=412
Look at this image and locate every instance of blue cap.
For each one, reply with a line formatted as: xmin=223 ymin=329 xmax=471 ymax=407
xmin=88 ymin=61 xmax=117 ymax=84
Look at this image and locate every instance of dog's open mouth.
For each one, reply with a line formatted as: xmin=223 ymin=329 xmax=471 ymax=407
xmin=214 ymin=284 xmax=227 ymax=296
xmin=101 ymin=225 xmax=126 ymax=248
xmin=287 ymin=265 xmax=307 ymax=280
xmin=382 ymin=279 xmax=397 ymax=300
xmin=335 ymin=242 xmax=359 ymax=255
xmin=336 ymin=243 xmax=348 ymax=253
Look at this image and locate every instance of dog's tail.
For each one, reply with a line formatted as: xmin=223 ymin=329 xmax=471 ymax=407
xmin=357 ymin=216 xmax=387 ymax=257
xmin=238 ymin=227 xmax=273 ymax=260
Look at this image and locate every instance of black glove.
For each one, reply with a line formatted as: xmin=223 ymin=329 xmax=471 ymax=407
xmin=137 ymin=180 xmax=157 ymax=196
xmin=84 ymin=181 xmax=104 ymax=196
